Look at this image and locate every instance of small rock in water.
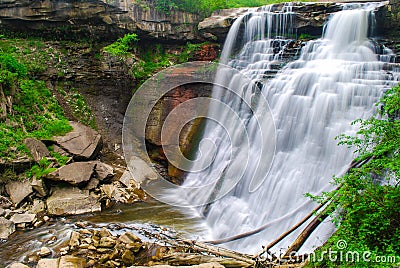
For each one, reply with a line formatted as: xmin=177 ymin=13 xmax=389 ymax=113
xmin=75 ymin=221 xmax=88 ymax=228
xmin=38 ymin=246 xmax=52 ymax=257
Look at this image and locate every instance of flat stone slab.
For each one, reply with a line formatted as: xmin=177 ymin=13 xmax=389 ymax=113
xmin=46 ymin=187 xmax=101 ymax=216
xmin=5 ymin=180 xmax=33 ymax=206
xmin=0 ymin=217 xmax=15 ymax=239
xmin=46 ymin=162 xmax=96 ymax=186
xmin=10 ymin=213 xmax=36 ymax=224
xmin=54 ymin=121 xmax=102 ymax=160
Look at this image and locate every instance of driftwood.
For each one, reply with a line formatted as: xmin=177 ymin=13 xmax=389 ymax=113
xmin=180 ymin=240 xmax=256 ymax=266
xmin=159 ymin=252 xmax=253 ymax=267
xmin=283 ymin=213 xmax=329 ymax=257
xmin=256 ymin=200 xmax=329 ymax=259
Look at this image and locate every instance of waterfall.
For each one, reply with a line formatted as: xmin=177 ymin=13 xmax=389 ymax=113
xmin=168 ymin=2 xmax=400 ymax=254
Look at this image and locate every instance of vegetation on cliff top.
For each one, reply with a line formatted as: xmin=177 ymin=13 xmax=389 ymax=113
xmin=152 ymin=0 xmax=312 ymax=15
xmin=307 ymin=85 xmax=400 ymax=267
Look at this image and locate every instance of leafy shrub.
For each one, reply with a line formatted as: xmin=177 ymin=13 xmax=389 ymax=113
xmin=307 ymin=85 xmax=400 ymax=267
xmin=103 ymin=33 xmax=139 ymax=58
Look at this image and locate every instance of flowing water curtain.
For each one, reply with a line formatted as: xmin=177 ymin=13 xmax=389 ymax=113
xmin=169 ymin=2 xmax=400 ymax=254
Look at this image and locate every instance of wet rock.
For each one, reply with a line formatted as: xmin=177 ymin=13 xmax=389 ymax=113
xmin=0 ymin=217 xmax=15 ymax=239
xmin=69 ymin=231 xmax=81 ymax=248
xmin=121 ymin=249 xmax=135 ymax=265
xmin=23 ymin=138 xmax=50 ymax=163
xmin=5 ymin=179 xmax=33 ymax=206
xmin=54 ymin=121 xmax=102 ymax=160
xmin=37 ymin=258 xmax=60 ymax=268
xmin=10 ymin=213 xmax=36 ymax=225
xmin=46 ymin=187 xmax=101 ymax=216
xmin=126 ymin=242 xmax=142 ymax=253
xmin=99 ymin=227 xmax=112 ymax=238
xmin=99 ymin=236 xmax=116 ymax=248
xmin=31 ymin=177 xmax=48 ymax=197
xmin=46 ymin=162 xmax=95 ymax=186
xmin=39 ymin=246 xmax=52 ymax=257
xmin=118 ymin=231 xmax=142 ymax=244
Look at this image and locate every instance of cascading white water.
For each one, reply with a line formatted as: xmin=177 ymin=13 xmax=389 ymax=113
xmin=170 ymin=2 xmax=400 ymax=254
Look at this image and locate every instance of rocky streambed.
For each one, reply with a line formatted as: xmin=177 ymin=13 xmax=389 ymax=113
xmin=0 ymin=119 xmax=211 ymax=267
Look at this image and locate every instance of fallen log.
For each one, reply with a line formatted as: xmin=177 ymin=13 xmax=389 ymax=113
xmin=180 ymin=240 xmax=256 ymax=266
xmin=159 ymin=252 xmax=253 ymax=267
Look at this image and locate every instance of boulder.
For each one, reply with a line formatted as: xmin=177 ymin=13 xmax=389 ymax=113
xmin=46 ymin=187 xmax=101 ymax=216
xmin=10 ymin=213 xmax=36 ymax=224
xmin=23 ymin=138 xmax=50 ymax=163
xmin=37 ymin=258 xmax=60 ymax=268
xmin=93 ymin=161 xmax=114 ymax=181
xmin=46 ymin=162 xmax=95 ymax=186
xmin=126 ymin=156 xmax=158 ymax=185
xmin=31 ymin=177 xmax=48 ymax=197
xmin=5 ymin=179 xmax=33 ymax=206
xmin=118 ymin=232 xmax=142 ymax=244
xmin=29 ymin=199 xmax=46 ymax=214
xmin=59 ymin=255 xmax=86 ymax=268
xmin=198 ymin=8 xmax=249 ymax=42
xmin=84 ymin=178 xmax=100 ymax=190
xmin=54 ymin=121 xmax=102 ymax=160
xmin=39 ymin=246 xmax=52 ymax=257
xmin=0 ymin=217 xmax=15 ymax=239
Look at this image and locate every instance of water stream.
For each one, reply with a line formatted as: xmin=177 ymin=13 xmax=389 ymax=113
xmin=0 ymin=201 xmax=207 ymax=265
xmin=170 ymin=2 xmax=400 ymax=254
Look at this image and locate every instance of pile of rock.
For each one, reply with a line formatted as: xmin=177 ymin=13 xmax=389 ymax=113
xmin=0 ymin=121 xmax=146 ymax=240
xmin=33 ymin=226 xmax=147 ymax=268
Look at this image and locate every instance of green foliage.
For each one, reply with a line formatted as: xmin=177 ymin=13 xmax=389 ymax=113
xmin=130 ymin=42 xmax=211 ymax=88
xmin=0 ymin=39 xmax=72 ymax=163
xmin=307 ymin=85 xmax=400 ymax=267
xmin=27 ymin=157 xmax=57 ymax=179
xmin=153 ymin=0 xmax=309 ymax=15
xmin=103 ymin=33 xmax=138 ymax=58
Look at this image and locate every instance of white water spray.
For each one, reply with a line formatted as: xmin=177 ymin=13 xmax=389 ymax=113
xmin=170 ymin=2 xmax=400 ymax=253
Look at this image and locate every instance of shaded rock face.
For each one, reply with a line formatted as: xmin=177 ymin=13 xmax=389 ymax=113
xmin=145 ymin=83 xmax=213 ymax=183
xmin=0 ymin=0 xmax=203 ymax=42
